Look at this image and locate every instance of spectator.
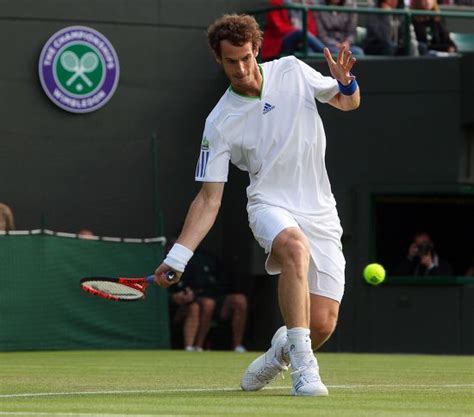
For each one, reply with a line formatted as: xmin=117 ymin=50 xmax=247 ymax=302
xmin=411 ymin=0 xmax=457 ymax=55
xmin=395 ymin=231 xmax=454 ymax=276
xmin=78 ymin=229 xmax=96 ymax=240
xmin=169 ymin=249 xmax=248 ymax=352
xmin=261 ymin=0 xmax=325 ymax=60
xmin=317 ymin=0 xmax=365 ymax=55
xmin=216 ymin=269 xmax=248 ymax=353
xmin=220 ymin=293 xmax=248 ymax=352
xmin=363 ymin=0 xmax=405 ymax=55
xmin=0 ymin=203 xmax=15 ymax=232
xmin=169 ymin=278 xmax=202 ymax=351
xmin=169 ymin=250 xmax=217 ymax=351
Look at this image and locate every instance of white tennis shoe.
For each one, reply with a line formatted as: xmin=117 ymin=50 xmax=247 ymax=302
xmin=240 ymin=326 xmax=289 ymax=391
xmin=289 ymin=350 xmax=328 ymax=396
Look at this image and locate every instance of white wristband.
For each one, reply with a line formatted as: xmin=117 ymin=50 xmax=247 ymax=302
xmin=163 ymin=243 xmax=193 ymax=273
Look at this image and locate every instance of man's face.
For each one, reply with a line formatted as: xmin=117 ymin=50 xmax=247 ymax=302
xmin=217 ymin=40 xmax=258 ymax=93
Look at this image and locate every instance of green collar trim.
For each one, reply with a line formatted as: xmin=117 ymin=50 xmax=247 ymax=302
xmin=229 ymin=64 xmax=264 ymax=100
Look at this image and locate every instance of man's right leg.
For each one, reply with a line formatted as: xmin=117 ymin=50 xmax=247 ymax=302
xmin=272 ymin=228 xmax=328 ymax=396
xmin=241 ymin=226 xmax=309 ymax=392
xmin=273 ymin=228 xmax=311 ymax=328
xmin=242 ymin=227 xmax=327 ymax=395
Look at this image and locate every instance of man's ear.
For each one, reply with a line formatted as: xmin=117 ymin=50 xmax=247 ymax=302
xmin=253 ymin=48 xmax=259 ymax=58
xmin=214 ymin=52 xmax=222 ymax=65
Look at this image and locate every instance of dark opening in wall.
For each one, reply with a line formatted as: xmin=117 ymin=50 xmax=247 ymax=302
xmin=374 ymin=192 xmax=474 ymax=276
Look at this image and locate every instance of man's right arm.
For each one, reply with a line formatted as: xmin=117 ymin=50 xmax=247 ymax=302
xmin=154 ymin=182 xmax=225 ymax=287
xmin=175 ymin=182 xmax=224 ymax=251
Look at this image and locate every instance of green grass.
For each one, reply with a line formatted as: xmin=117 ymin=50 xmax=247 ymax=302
xmin=0 ymin=350 xmax=473 ymax=417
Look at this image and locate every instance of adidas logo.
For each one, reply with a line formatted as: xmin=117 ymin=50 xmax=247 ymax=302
xmin=294 ymin=380 xmax=305 ymax=392
xmin=263 ymin=102 xmax=275 ymax=115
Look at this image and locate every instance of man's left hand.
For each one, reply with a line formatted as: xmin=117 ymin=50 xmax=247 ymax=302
xmin=324 ymin=45 xmax=356 ymax=86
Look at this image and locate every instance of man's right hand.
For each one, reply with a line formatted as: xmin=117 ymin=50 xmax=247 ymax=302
xmin=154 ymin=263 xmax=182 ymax=288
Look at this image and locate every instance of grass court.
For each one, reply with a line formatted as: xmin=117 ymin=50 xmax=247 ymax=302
xmin=0 ymin=350 xmax=473 ymax=417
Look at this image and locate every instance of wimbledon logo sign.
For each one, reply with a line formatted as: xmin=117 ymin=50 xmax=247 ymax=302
xmin=38 ymin=26 xmax=120 ymax=113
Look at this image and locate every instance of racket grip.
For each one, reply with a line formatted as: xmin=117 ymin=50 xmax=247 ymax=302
xmin=146 ymin=275 xmax=156 ymax=284
xmin=146 ymin=271 xmax=176 ymax=284
xmin=166 ymin=271 xmax=176 ymax=282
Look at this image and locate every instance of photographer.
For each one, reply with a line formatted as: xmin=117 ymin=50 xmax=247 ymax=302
xmin=168 ymin=249 xmax=218 ymax=352
xmin=396 ymin=232 xmax=453 ymax=276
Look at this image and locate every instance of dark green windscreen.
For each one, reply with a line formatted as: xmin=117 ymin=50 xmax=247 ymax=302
xmin=0 ymin=234 xmax=170 ymax=351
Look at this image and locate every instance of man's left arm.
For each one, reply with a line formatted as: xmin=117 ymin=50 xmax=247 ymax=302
xmin=324 ymin=46 xmax=360 ymax=112
xmin=329 ymin=85 xmax=360 ymax=111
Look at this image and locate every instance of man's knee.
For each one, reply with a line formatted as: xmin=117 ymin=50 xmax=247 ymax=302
xmin=273 ymin=228 xmax=310 ymax=268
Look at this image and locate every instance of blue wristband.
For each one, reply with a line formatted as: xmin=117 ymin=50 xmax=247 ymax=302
xmin=337 ymin=79 xmax=358 ymax=96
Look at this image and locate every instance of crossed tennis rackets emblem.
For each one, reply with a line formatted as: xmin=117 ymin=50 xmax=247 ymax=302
xmin=60 ymin=51 xmax=99 ymax=89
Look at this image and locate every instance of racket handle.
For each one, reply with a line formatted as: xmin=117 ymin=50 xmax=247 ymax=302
xmin=166 ymin=271 xmax=176 ymax=281
xmin=146 ymin=271 xmax=176 ymax=284
xmin=146 ymin=275 xmax=155 ymax=284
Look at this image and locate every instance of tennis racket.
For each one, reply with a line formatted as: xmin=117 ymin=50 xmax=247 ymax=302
xmin=80 ymin=271 xmax=176 ymax=302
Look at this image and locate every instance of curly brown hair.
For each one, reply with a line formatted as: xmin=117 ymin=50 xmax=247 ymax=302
xmin=207 ymin=14 xmax=263 ymax=58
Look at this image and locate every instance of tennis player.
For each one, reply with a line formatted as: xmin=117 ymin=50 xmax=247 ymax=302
xmin=155 ymin=13 xmax=360 ymax=396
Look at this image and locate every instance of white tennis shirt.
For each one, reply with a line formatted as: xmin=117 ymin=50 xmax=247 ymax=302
xmin=195 ymin=56 xmax=340 ymax=217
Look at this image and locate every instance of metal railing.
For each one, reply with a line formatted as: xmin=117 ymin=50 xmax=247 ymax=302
xmin=250 ymin=3 xmax=474 ymax=56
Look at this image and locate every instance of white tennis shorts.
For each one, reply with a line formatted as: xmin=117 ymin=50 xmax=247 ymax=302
xmin=248 ymin=204 xmax=346 ymax=303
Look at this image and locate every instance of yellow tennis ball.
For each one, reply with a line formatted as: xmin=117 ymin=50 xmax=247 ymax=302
xmin=363 ymin=263 xmax=386 ymax=286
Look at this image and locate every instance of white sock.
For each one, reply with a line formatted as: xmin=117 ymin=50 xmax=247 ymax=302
xmin=287 ymin=327 xmax=315 ymax=370
xmin=287 ymin=327 xmax=311 ymax=352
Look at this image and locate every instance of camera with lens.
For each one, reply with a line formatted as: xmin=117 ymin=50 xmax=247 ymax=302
xmin=416 ymin=242 xmax=433 ymax=256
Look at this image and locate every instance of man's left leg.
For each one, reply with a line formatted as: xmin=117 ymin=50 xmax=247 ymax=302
xmin=309 ymin=293 xmax=340 ymax=350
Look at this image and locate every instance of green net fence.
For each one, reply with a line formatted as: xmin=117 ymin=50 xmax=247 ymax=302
xmin=0 ymin=232 xmax=170 ymax=351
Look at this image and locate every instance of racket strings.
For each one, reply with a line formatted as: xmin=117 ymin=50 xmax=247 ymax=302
xmin=83 ymin=280 xmax=144 ymax=300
